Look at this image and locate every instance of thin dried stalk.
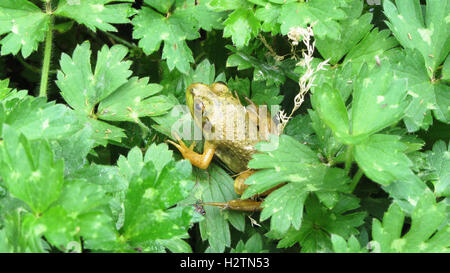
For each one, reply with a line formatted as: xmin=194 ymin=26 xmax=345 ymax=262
xmin=277 ymin=25 xmax=330 ymax=133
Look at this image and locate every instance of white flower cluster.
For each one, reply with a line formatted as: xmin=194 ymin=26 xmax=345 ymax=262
xmin=277 ymin=25 xmax=330 ymax=133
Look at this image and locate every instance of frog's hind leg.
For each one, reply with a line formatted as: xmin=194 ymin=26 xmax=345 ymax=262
xmin=233 ymin=169 xmax=256 ymax=195
xmin=201 ymin=169 xmax=285 ymax=212
xmin=167 ymin=136 xmax=216 ymax=169
xmin=202 ymin=199 xmax=262 ymax=212
xmin=234 ymin=169 xmax=285 ymax=196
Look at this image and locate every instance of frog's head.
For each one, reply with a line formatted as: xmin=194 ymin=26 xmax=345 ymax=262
xmin=186 ymin=82 xmax=232 ymax=130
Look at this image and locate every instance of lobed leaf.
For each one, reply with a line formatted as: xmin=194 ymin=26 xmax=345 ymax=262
xmin=55 ymin=0 xmax=134 ymax=32
xmin=0 ymin=0 xmax=49 ymax=57
xmin=372 ymin=192 xmax=450 ymax=252
xmin=383 ymin=0 xmax=450 ymax=78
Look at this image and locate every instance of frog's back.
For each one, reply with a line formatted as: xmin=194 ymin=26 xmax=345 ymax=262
xmin=209 ymin=101 xmax=279 ymax=173
xmin=213 ymin=139 xmax=258 ymax=173
xmin=192 ymin=82 xmax=279 ymax=173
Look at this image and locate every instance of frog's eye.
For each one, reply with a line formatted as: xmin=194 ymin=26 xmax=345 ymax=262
xmin=194 ymin=101 xmax=204 ymax=111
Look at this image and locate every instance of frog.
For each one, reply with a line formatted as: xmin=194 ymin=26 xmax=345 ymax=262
xmin=167 ymin=82 xmax=281 ymax=212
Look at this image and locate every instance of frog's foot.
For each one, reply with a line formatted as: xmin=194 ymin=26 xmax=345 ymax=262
xmin=167 ymin=136 xmax=215 ymax=169
xmin=203 ymin=199 xmax=262 ymax=212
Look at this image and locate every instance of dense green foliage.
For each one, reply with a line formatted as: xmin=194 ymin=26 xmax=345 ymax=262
xmin=0 ymin=0 xmax=448 ymax=253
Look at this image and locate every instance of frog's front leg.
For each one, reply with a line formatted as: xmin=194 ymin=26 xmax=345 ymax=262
xmin=167 ymin=137 xmax=216 ymax=169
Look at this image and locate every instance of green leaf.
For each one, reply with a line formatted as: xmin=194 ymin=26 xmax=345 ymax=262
xmin=210 ymin=0 xmax=248 ymax=11
xmin=151 ymin=103 xmax=194 ymax=140
xmin=39 ymin=180 xmax=117 ymax=250
xmin=344 ymin=28 xmax=399 ymax=74
xmin=226 ymin=46 xmax=287 ymax=85
xmin=0 ymin=0 xmax=50 ymax=57
xmin=311 ymin=84 xmax=350 ymax=141
xmin=98 ymin=77 xmax=173 ymax=122
xmin=0 ymin=86 xmax=27 ymax=107
xmin=117 ymin=143 xmax=177 ymax=181
xmin=351 ymin=64 xmax=409 ymax=138
xmin=159 ymin=62 xmax=186 ymax=101
xmin=56 ymin=42 xmax=132 ymax=115
xmin=426 ymin=140 xmax=450 ymax=197
xmin=116 ymin=145 xmax=195 ymax=251
xmin=117 ymin=146 xmax=146 ymax=181
xmin=56 ymin=41 xmax=172 ymax=146
xmin=50 ymin=126 xmax=94 ymax=176
xmin=132 ymin=6 xmax=199 ymax=74
xmin=383 ymin=0 xmax=450 ymax=78
xmin=372 ymin=192 xmax=450 ymax=252
xmin=278 ymin=0 xmax=348 ymax=40
xmin=223 ymin=8 xmax=260 ymax=48
xmin=59 ymin=180 xmax=117 ymax=249
xmin=0 ymin=209 xmax=46 ymax=252
xmin=0 ymin=125 xmax=64 ymax=214
xmin=314 ymin=61 xmax=354 ymax=102
xmin=354 ymin=134 xmax=420 ymax=186
xmin=316 ymin=0 xmax=373 ymax=65
xmin=227 ymin=76 xmax=250 ymax=100
xmin=144 ymin=0 xmax=174 ymax=14
xmin=186 ymin=59 xmax=217 ymax=86
xmin=144 ymin=143 xmax=174 ymax=174
xmin=82 ymin=115 xmax=126 ymax=146
xmin=243 ymin=135 xmax=351 ymax=233
xmin=185 ymin=0 xmax=226 ymax=31
xmin=283 ymin=114 xmax=316 ymax=146
xmin=268 ymin=0 xmax=296 ymax=3
xmin=274 ymin=195 xmax=366 ymax=252
xmin=230 ymin=233 xmax=267 ymax=253
xmin=331 ymin=234 xmax=367 ymax=253
xmin=442 ymin=55 xmax=450 ymax=81
xmin=393 ymin=50 xmax=437 ymax=131
xmin=0 ymin=78 xmax=12 ymax=100
xmin=121 ymin=161 xmax=194 ymax=246
xmin=255 ymin=1 xmax=281 ymax=35
xmin=250 ymin=80 xmax=283 ymax=108
xmin=0 ymin=96 xmax=82 ymax=140
xmin=55 ymin=0 xmax=133 ymax=32
xmin=382 ymin=179 xmax=428 ymax=215
xmin=243 ymin=135 xmax=318 ymax=197
xmin=157 ymin=237 xmax=192 ymax=253
xmin=259 ymin=183 xmax=308 ymax=233
xmin=433 ymin=83 xmax=450 ymax=123
xmin=308 ymin=110 xmax=343 ymax=161
xmin=195 ymin=165 xmax=245 ymax=252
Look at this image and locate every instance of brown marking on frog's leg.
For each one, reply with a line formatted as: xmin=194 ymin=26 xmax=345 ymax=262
xmin=203 ymin=199 xmax=262 ymax=212
xmin=233 ymin=169 xmax=256 ymax=195
xmin=167 ymin=138 xmax=216 ymax=169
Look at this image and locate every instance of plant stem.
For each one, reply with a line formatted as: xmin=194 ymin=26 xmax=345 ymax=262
xmin=18 ymin=55 xmax=57 ymax=75
xmin=102 ymin=31 xmax=138 ymax=49
xmin=39 ymin=2 xmax=54 ymax=98
xmin=350 ymin=168 xmax=364 ymax=192
xmin=344 ymin=145 xmax=354 ymax=174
